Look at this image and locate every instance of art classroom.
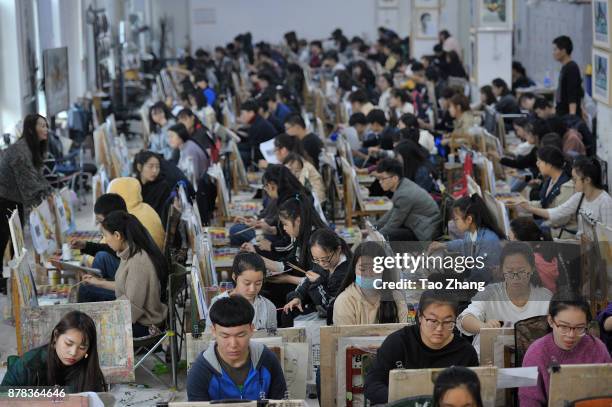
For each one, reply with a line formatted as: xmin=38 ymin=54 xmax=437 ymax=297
xmin=1 ymin=0 xmax=612 ymax=406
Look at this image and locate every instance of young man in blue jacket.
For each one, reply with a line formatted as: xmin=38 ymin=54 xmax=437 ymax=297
xmin=187 ymin=295 xmax=287 ymax=401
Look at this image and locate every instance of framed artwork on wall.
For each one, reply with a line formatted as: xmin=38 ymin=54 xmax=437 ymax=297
xmin=593 ymin=48 xmax=612 ymax=105
xmin=414 ymin=8 xmax=440 ymax=39
xmin=477 ymin=0 xmax=513 ymax=29
xmin=594 ymin=0 xmax=612 ymax=50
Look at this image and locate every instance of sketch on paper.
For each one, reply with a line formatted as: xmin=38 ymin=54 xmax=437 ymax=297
xmin=594 ymin=0 xmax=611 ymax=49
xmin=43 ymin=47 xmax=70 ymax=117
xmin=9 ymin=209 xmax=26 ymax=257
xmin=415 ymin=8 xmax=439 ymax=39
xmin=12 ymin=254 xmax=38 ymax=308
xmin=20 ymin=300 xmax=135 ymax=383
xmin=594 ymin=49 xmax=611 ymax=105
xmin=478 ymin=0 xmax=512 ymax=28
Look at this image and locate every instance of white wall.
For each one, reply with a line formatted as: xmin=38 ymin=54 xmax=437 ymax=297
xmin=188 ymin=0 xmax=412 ymax=51
xmin=0 ymin=0 xmax=24 ymax=133
xmin=151 ymin=0 xmax=190 ymax=55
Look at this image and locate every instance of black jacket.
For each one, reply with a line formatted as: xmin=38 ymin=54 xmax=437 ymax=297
xmin=81 ymin=242 xmax=115 ymax=258
xmin=302 ymin=133 xmax=324 ymax=170
xmin=141 ymin=177 xmax=172 ymax=224
xmin=249 ymin=115 xmax=278 ymax=162
xmin=364 ymin=324 xmax=479 ymax=405
xmin=286 ymin=255 xmax=351 ymax=309
xmin=500 ymin=147 xmax=539 ymax=179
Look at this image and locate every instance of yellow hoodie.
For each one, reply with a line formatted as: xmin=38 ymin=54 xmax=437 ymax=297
xmin=108 ymin=177 xmax=166 ymax=250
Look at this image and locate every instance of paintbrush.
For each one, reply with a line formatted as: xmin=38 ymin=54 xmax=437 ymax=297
xmin=287 ymin=262 xmax=308 ymax=274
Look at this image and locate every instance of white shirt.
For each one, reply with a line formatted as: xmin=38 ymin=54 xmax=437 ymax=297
xmin=418 ymin=129 xmax=437 ymax=155
xmin=458 ymin=282 xmax=552 ymax=356
xmin=205 ymin=291 xmax=277 ymax=332
xmin=547 ymin=191 xmax=612 ymax=237
xmin=515 ymin=141 xmax=535 ymax=157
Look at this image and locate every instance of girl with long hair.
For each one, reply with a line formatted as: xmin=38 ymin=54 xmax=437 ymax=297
xmin=283 ymin=228 xmax=353 ymax=325
xmin=1 ymin=311 xmax=106 ymax=392
xmin=81 ymin=211 xmax=168 ymax=337
xmin=428 ymin=194 xmax=505 ymax=283
xmin=0 ymin=114 xmax=53 ymax=292
xmin=333 ymin=241 xmax=408 ymax=326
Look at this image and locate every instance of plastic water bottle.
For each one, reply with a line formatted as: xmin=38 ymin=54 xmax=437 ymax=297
xmin=543 ymin=70 xmax=552 ymax=88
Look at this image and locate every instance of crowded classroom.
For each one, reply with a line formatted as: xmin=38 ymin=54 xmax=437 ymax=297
xmin=1 ymin=0 xmax=612 ymax=406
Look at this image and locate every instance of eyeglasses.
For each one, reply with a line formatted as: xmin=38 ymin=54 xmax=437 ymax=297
xmin=377 ymin=175 xmax=395 ymax=183
xmin=422 ymin=317 xmax=456 ymax=331
xmin=503 ymin=269 xmax=531 ymax=280
xmin=552 ymin=319 xmax=587 ymax=336
xmin=312 ymin=251 xmax=336 ymax=265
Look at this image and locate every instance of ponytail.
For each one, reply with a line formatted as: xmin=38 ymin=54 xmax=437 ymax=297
xmin=279 ymin=196 xmax=328 ymax=267
xmin=453 ymin=194 xmax=506 ymax=239
xmin=101 ymin=211 xmax=168 ymax=301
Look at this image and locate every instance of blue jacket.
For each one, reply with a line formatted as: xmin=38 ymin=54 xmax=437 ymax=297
xmin=446 ymin=227 xmax=502 ymax=283
xmin=187 ymin=341 xmax=287 ymax=401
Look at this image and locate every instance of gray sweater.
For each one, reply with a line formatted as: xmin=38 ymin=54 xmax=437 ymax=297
xmin=0 ymin=139 xmax=53 ymax=207
xmin=115 ymin=247 xmax=167 ymax=327
xmin=376 ymin=178 xmax=441 ymax=241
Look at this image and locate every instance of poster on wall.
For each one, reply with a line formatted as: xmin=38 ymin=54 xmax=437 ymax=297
xmin=593 ymin=49 xmax=612 ymax=105
xmin=594 ymin=0 xmax=612 ymax=50
xmin=43 ymin=47 xmax=70 ymax=117
xmin=477 ymin=0 xmax=513 ymax=29
xmin=415 ymin=8 xmax=440 ymax=39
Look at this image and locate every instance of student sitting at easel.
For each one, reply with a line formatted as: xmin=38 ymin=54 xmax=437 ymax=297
xmin=187 ymin=296 xmax=287 ymax=401
xmin=242 ymin=195 xmax=326 ymax=312
xmin=364 ymin=290 xmax=478 ymax=405
xmin=205 ymin=252 xmax=277 ymax=332
xmin=282 ymin=228 xmax=352 ymax=325
xmin=80 ymin=211 xmax=167 ymax=337
xmin=520 ymin=290 xmax=611 ymax=407
xmin=1 ymin=311 xmax=106 ymax=392
xmin=72 ymin=193 xmax=127 ymax=302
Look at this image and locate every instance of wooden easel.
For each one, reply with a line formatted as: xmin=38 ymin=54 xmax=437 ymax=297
xmin=320 ymin=323 xmax=409 ymax=407
xmin=388 ymin=366 xmax=498 ymax=405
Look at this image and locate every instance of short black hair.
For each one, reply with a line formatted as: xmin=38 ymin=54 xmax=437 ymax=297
xmin=349 ymin=112 xmax=368 ymax=126
xmin=553 ymin=35 xmax=573 ymax=55
xmin=417 ymin=289 xmax=459 ymax=317
xmin=284 ymin=113 xmax=306 ymax=129
xmin=240 ymin=99 xmax=259 ymax=113
xmin=209 ymin=295 xmax=255 ymax=327
xmin=533 ymin=97 xmax=552 ymax=111
xmin=376 ymin=158 xmax=403 ymax=178
xmin=94 ymin=193 xmax=127 ymax=216
xmin=366 ymin=109 xmax=387 ymax=126
xmin=193 ymin=71 xmax=207 ymax=83
xmin=348 ymin=89 xmax=368 ymax=104
xmin=323 ymin=50 xmax=339 ymax=63
xmin=440 ymin=87 xmax=456 ymax=100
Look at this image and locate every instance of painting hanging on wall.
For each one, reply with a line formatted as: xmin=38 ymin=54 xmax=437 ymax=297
xmin=593 ymin=48 xmax=612 ymax=105
xmin=43 ymin=47 xmax=70 ymax=117
xmin=477 ymin=0 xmax=513 ymax=29
xmin=594 ymin=0 xmax=612 ymax=50
xmin=415 ymin=8 xmax=440 ymax=39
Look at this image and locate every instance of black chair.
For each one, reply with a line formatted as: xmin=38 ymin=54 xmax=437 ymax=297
xmin=133 ymin=262 xmax=188 ymax=389
xmin=514 ymin=315 xmax=550 ymax=367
